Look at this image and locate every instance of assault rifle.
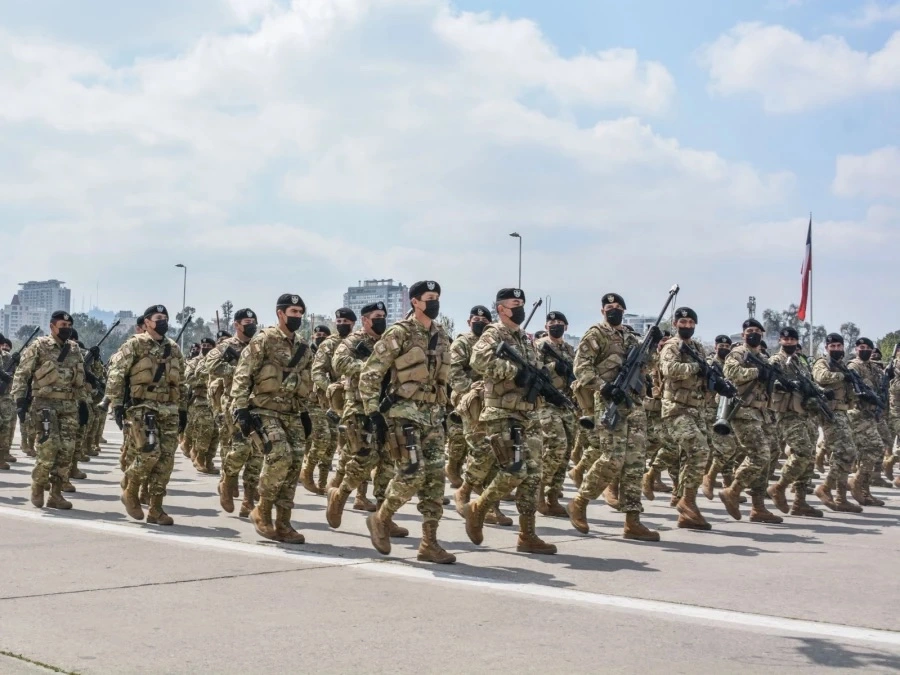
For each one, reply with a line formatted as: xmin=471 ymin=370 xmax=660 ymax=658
xmin=746 ymin=352 xmax=834 ymax=422
xmin=0 ymin=325 xmax=40 ymax=395
xmin=679 ymin=342 xmax=737 ymax=398
xmin=540 ymin=342 xmax=575 ymax=386
xmin=83 ymin=319 xmax=121 ymax=394
xmin=495 ymin=341 xmax=577 ymax=414
xmin=833 ymin=359 xmax=886 ymax=420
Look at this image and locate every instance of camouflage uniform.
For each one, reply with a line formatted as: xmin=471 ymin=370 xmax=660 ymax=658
xmin=0 ymin=350 xmax=17 ymax=466
xmin=534 ymin=335 xmax=576 ymax=509
xmin=307 ymin=333 xmax=342 ymax=488
xmin=186 ymin=353 xmax=219 ymax=472
xmin=180 ymin=357 xmax=200 ymax=458
xmin=847 ymin=355 xmax=885 ymax=503
xmin=704 ymin=351 xmax=739 ymax=488
xmin=447 ymin=331 xmax=479 ymax=481
xmin=11 ymin=335 xmax=86 ymax=508
xmin=231 ymin=324 xmax=314 ymax=542
xmin=82 ymin=357 xmax=106 ymax=458
xmin=889 ymin=353 xmax=900 ymax=469
xmin=106 ymin=331 xmax=185 ymax=523
xmin=646 ymin=346 xmax=678 ymax=487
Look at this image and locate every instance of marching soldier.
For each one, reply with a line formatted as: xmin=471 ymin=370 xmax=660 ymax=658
xmin=701 ymin=335 xmax=740 ymax=500
xmin=299 ymin=324 xmax=337 ymax=495
xmin=847 ymin=338 xmax=887 ymax=507
xmin=0 ymin=335 xmax=18 ymax=469
xmin=187 ymin=337 xmax=219 ymax=474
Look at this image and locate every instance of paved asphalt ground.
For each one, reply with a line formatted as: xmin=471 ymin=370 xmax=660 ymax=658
xmin=1 ymin=421 xmax=899 ymax=674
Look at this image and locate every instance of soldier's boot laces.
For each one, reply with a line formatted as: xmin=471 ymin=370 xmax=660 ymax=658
xmin=462 ymin=498 xmax=487 ymax=545
xmin=445 ymin=458 xmax=463 ymax=489
xmin=353 ymin=485 xmax=376 ymax=512
xmin=30 ymin=482 xmax=44 ymax=508
xmin=484 ymin=504 xmax=513 ymax=526
xmin=250 ymin=496 xmax=278 ymax=540
xmin=603 ymin=482 xmax=620 ymax=509
xmin=146 ymin=495 xmax=174 ymax=526
xmin=566 ymin=494 xmax=590 ymax=534
xmin=139 ymin=481 xmax=150 ymax=506
xmin=218 ymin=475 xmax=236 ymax=514
xmin=545 ymin=492 xmax=568 ymax=518
xmin=718 ymin=485 xmax=743 ymax=521
xmin=454 ymin=483 xmax=472 ymax=516
xmin=367 ymin=506 xmax=392 ymax=555
xmin=834 ymin=484 xmax=863 ymax=513
xmin=790 ymin=490 xmax=823 ymax=518
xmin=376 ymin=499 xmax=408 ymax=538
xmin=61 ymin=479 xmax=76 ymax=493
xmin=814 ymin=482 xmax=837 ymax=511
xmin=274 ymin=506 xmax=305 ymax=544
xmin=641 ymin=469 xmax=657 ymax=501
xmin=47 ymin=481 xmax=72 ymax=510
xmin=299 ymin=461 xmax=320 ymax=496
xmin=326 ymin=486 xmax=352 ymax=529
xmin=417 ymin=521 xmax=456 ymax=564
xmin=624 ymin=511 xmax=661 ymax=541
xmin=122 ymin=477 xmax=145 ymax=520
xmin=676 ymin=488 xmax=711 ymax=531
xmin=568 ymin=463 xmax=585 ymax=489
xmin=766 ymin=480 xmax=790 ymax=514
xmin=239 ymin=484 xmax=257 ymax=518
xmin=862 ymin=474 xmax=885 ymax=507
xmin=517 ymin=514 xmax=557 ymax=554
xmin=749 ymin=494 xmax=783 ymax=524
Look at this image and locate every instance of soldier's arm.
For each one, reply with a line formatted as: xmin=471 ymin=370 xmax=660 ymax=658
xmin=311 ymin=341 xmax=334 ymax=391
xmin=332 ymin=340 xmax=363 ymax=379
xmin=9 ymin=343 xmax=39 ymax=400
xmin=172 ymin=346 xmax=186 ymax=409
xmin=207 ymin=345 xmax=236 ymax=379
xmin=724 ymin=351 xmax=758 ymax=385
xmin=659 ymin=343 xmax=697 ymax=380
xmin=105 ymin=343 xmax=135 ymax=406
xmin=573 ymin=329 xmax=607 ymax=391
xmin=359 ymin=327 xmax=403 ymax=415
xmin=469 ymin=327 xmax=517 ymax=381
xmin=812 ymin=359 xmax=845 ymax=386
xmin=448 ymin=337 xmax=473 ymax=394
xmin=230 ymin=337 xmax=262 ymax=410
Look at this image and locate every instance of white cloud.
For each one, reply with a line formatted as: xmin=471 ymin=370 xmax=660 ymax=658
xmin=833 ymin=146 xmax=900 ymax=199
xmin=839 ymin=2 xmax=900 ymax=28
xmin=699 ymin=22 xmax=900 ymax=112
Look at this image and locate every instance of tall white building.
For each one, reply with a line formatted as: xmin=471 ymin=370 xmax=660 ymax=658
xmin=343 ymin=279 xmax=410 ymax=326
xmin=0 ymin=280 xmax=72 ymax=338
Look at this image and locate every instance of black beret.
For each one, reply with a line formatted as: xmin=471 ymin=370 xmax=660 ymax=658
xmin=276 ymin=293 xmax=305 ymax=311
xmin=470 ymin=305 xmax=491 ymax=319
xmin=825 ymin=333 xmax=844 ymax=345
xmin=409 ymin=280 xmax=441 ymax=299
xmin=136 ymin=316 xmax=145 ymax=327
xmin=0 ymin=338 xmax=11 ymax=347
xmin=601 ymin=293 xmax=626 ymax=309
xmin=335 ymin=307 xmax=357 ymax=321
xmin=314 ymin=325 xmax=331 ymax=334
xmin=216 ymin=330 xmax=232 ymax=340
xmin=190 ymin=342 xmax=201 ymax=350
xmin=69 ymin=329 xmax=79 ymax=340
xmin=496 ymin=288 xmax=525 ymax=302
xmin=51 ymin=310 xmax=72 ymax=322
xmin=673 ymin=307 xmax=697 ymax=322
xmin=361 ymin=301 xmax=386 ymax=315
xmin=856 ymin=337 xmax=874 ymax=349
xmin=143 ymin=304 xmax=168 ymax=319
xmin=547 ymin=311 xmax=568 ymax=324
xmin=234 ymin=308 xmax=256 ymax=322
xmin=200 ymin=337 xmax=215 ymax=346
xmin=742 ymin=318 xmax=764 ymax=331
xmin=715 ymin=334 xmax=732 ymax=345
xmin=779 ymin=327 xmax=799 ymax=339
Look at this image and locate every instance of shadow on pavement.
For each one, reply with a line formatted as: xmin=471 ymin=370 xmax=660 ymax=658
xmin=790 ymin=637 xmax=900 ymax=670
xmin=619 ymin=537 xmax=771 ymax=557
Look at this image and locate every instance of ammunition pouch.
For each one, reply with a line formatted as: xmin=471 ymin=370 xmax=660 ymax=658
xmin=483 ymin=379 xmax=534 ymax=412
xmin=489 ymin=421 xmax=525 ymax=471
xmin=385 ymin=422 xmax=420 ymax=473
xmin=254 ymin=363 xmax=281 ymax=394
xmin=571 ymin=382 xmax=594 ymax=416
xmin=662 ymin=387 xmax=704 ymax=408
xmin=455 ymin=385 xmax=484 ymax=427
xmin=33 ymin=361 xmax=59 ymax=390
xmin=128 ymin=411 xmax=159 ymax=453
xmin=642 ymin=397 xmax=662 ymax=413
xmin=326 ymin=382 xmax=346 ymax=415
xmin=393 ymin=346 xmax=429 ymax=384
xmin=341 ymin=416 xmax=372 ymax=457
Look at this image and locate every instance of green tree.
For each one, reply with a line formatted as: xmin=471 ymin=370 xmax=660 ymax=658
xmin=878 ymin=330 xmax=900 ymax=359
xmin=71 ymin=313 xmax=108 ymax=348
xmin=437 ymin=315 xmax=455 ymax=339
xmin=840 ymin=322 xmax=860 ymax=355
xmin=221 ymin=300 xmax=234 ymax=326
xmin=16 ymin=325 xmax=43 ymax=343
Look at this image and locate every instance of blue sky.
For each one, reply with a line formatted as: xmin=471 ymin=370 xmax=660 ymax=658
xmin=0 ymin=0 xmax=898 ymax=343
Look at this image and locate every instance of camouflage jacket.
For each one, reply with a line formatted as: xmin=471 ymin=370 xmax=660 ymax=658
xmin=360 ymin=318 xmax=450 ymax=426
xmin=812 ymin=356 xmax=854 ymax=412
xmin=658 ymin=338 xmax=707 ymax=418
xmin=535 ymin=336 xmax=575 ymax=394
xmin=848 ymin=357 xmax=881 ymax=419
xmin=106 ymin=333 xmax=185 ymax=414
xmin=574 ymin=321 xmax=642 ymax=416
xmin=11 ymin=336 xmax=85 ymax=404
xmin=187 ymin=352 xmax=212 ymax=406
xmin=470 ymin=321 xmax=540 ymax=423
xmin=311 ymin=333 xmax=343 ymax=402
xmin=206 ymin=336 xmax=252 ymax=412
xmin=230 ymin=326 xmax=313 ymax=416
xmin=332 ymin=329 xmax=379 ymax=419
xmin=767 ymin=349 xmax=817 ymax=416
xmin=723 ymin=344 xmax=768 ymax=420
xmin=449 ymin=332 xmax=479 ymax=402
xmin=0 ymin=351 xmax=13 ymax=399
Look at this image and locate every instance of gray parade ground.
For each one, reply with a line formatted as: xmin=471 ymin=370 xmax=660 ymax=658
xmin=1 ymin=423 xmax=899 ymax=674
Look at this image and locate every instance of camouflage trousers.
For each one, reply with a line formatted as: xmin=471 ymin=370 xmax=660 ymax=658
xmin=83 ymin=402 xmax=103 ymax=454
xmin=73 ymin=402 xmax=91 ymax=464
xmin=821 ymin=411 xmax=857 ymax=487
xmin=875 ymin=417 xmax=892 ymax=451
xmin=705 ymin=408 xmax=740 ymax=477
xmin=445 ymin=415 xmax=467 ymax=465
xmin=123 ymin=407 xmax=179 ymax=498
xmin=21 ymin=413 xmax=34 ymax=452
xmin=648 ymin=410 xmax=678 ymax=474
xmin=256 ymin=412 xmax=305 ymax=510
xmin=338 ymin=414 xmax=394 ymax=501
xmin=462 ymin=420 xmax=499 ymax=490
xmin=539 ymin=407 xmax=575 ymax=500
xmin=468 ymin=416 xmax=541 ymax=516
xmin=848 ymin=411 xmax=883 ymax=481
xmin=730 ymin=414 xmax=772 ymax=497
xmin=304 ymin=404 xmax=337 ymax=472
xmin=0 ymin=396 xmax=15 ymax=456
xmin=187 ymin=401 xmax=218 ymax=466
xmin=381 ymin=417 xmax=445 ymax=523
xmin=662 ymin=407 xmax=709 ymax=495
xmin=572 ymin=425 xmax=588 ymax=465
xmin=30 ymin=399 xmax=79 ymax=487
xmin=221 ymin=413 xmax=263 ymax=492
xmin=776 ymin=412 xmax=816 ymax=489
xmin=579 ymin=409 xmax=646 ymax=513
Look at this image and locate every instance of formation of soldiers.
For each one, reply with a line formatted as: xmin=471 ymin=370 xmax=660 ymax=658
xmin=1 ymin=283 xmax=897 ymax=565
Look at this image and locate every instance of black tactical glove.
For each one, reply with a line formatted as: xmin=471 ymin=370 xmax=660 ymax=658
xmin=0 ymin=370 xmax=10 ymax=384
xmin=823 ymin=389 xmax=836 ymax=401
xmin=861 ymin=391 xmax=881 ymax=406
xmin=647 ymin=325 xmax=663 ymax=344
xmin=88 ymin=346 xmax=101 ymax=360
xmin=354 ymin=342 xmax=372 ymax=359
xmin=77 ymin=400 xmax=90 ymax=426
xmin=178 ymin=410 xmax=189 ymax=434
xmin=545 ymin=389 xmax=569 ymax=408
xmin=300 ymin=411 xmax=312 ymax=438
xmin=15 ymin=398 xmax=29 ymax=423
xmin=9 ymin=353 xmax=20 ymax=368
xmin=514 ymin=364 xmax=534 ymax=389
xmin=233 ymin=408 xmax=252 ymax=437
xmin=714 ymin=379 xmax=736 ymax=398
xmin=368 ymin=411 xmax=388 ymax=445
xmin=756 ymin=368 xmax=769 ymax=382
xmin=84 ymin=370 xmax=100 ymax=388
xmin=600 ymin=382 xmax=626 ymax=405
xmin=554 ymin=359 xmax=569 ymax=377
xmin=113 ymin=405 xmax=125 ymax=430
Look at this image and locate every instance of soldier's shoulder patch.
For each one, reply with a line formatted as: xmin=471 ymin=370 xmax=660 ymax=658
xmin=375 ymin=341 xmax=388 ymax=355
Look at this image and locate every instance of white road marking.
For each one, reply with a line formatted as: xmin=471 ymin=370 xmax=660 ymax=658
xmin=1 ymin=505 xmax=898 ymax=647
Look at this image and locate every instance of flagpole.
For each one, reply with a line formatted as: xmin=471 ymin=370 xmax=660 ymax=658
xmin=808 ymin=212 xmax=813 ymax=354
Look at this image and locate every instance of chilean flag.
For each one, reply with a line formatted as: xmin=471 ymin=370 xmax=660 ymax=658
xmin=797 ymin=216 xmax=812 ymax=321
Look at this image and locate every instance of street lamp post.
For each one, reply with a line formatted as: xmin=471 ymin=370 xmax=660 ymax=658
xmin=509 ymin=232 xmax=522 ymax=288
xmin=175 ymin=263 xmax=187 ymax=352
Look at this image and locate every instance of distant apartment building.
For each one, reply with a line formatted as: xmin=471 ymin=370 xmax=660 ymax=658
xmin=343 ymin=279 xmax=410 ymax=326
xmin=0 ymin=280 xmax=72 ymax=337
xmin=622 ymin=313 xmax=656 ymax=335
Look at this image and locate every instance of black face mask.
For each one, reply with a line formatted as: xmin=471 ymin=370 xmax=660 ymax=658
xmin=153 ymin=320 xmax=169 ymax=336
xmin=830 ymin=350 xmax=844 ymax=361
xmin=314 ymin=336 xmax=327 ymax=346
xmin=471 ymin=322 xmax=487 ymax=337
xmin=548 ymin=325 xmax=566 ymax=339
xmin=605 ymin=309 xmax=623 ymax=326
xmin=285 ymin=316 xmax=303 ymax=333
xmin=782 ymin=344 xmax=798 ymax=355
xmin=858 ymin=350 xmax=872 ymax=362
xmin=57 ymin=327 xmax=73 ymax=341
xmin=745 ymin=333 xmax=762 ymax=348
xmin=336 ymin=324 xmax=352 ymax=338
xmin=509 ymin=306 xmax=526 ymax=326
xmin=242 ymin=323 xmax=257 ymax=339
xmin=371 ymin=318 xmax=387 ymax=335
xmin=716 ymin=347 xmax=730 ymax=359
xmin=201 ymin=347 xmax=212 ymax=356
xmin=422 ymin=300 xmax=440 ymax=320
xmin=677 ymin=327 xmax=694 ymax=340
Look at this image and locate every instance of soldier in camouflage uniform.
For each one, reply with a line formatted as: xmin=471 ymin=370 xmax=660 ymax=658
xmin=311 ymin=308 xmax=356 ymax=493
xmin=701 ymin=335 xmax=740 ymax=500
xmin=299 ymin=324 xmax=337 ymax=495
xmin=886 ymin=345 xmax=900 ymax=487
xmin=186 ymin=337 xmax=220 ymax=474
xmin=231 ymin=294 xmax=313 ymax=543
xmin=107 ymin=305 xmax=188 ymax=525
xmin=535 ymin=311 xmax=576 ymax=518
xmin=846 ymin=338 xmax=887 ymax=507
xmin=180 ymin=344 xmax=202 ymax=459
xmin=64 ymin=330 xmax=95 ymax=491
xmin=463 ymin=287 xmax=557 ymax=554
xmin=0 ymin=336 xmax=18 ymax=469
xmin=361 ymin=281 xmax=456 ymax=563
xmin=12 ymin=311 xmax=88 ymax=510
xmin=869 ymin=348 xmax=894 ymax=487
xmin=764 ymin=328 xmax=826 ymax=517
xmin=566 ymin=293 xmax=659 ymax=541
xmin=718 ymin=319 xmax=783 ymax=524
xmin=325 ymin=302 xmax=401 ymax=530
xmin=80 ymin=335 xmax=107 ymax=461
xmin=208 ymin=309 xmax=260 ymax=517
xmin=642 ymin=334 xmax=677 ymax=502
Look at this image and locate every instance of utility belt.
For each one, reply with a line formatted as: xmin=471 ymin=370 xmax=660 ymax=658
xmin=33 ymin=392 xmax=77 ymax=402
xmin=487 ymin=420 xmax=526 ymax=472
xmin=383 ymin=421 xmax=422 ymax=475
xmin=131 ymin=390 xmax=176 ymax=403
xmin=662 ymin=388 xmax=704 ymax=408
xmin=128 ymin=410 xmax=160 ymax=454
xmin=483 ymin=395 xmax=535 ymax=412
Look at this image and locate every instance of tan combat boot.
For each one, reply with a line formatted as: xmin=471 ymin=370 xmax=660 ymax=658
xmin=218 ymin=475 xmax=237 ymax=513
xmin=848 ymin=474 xmax=866 ymax=505
xmin=462 ymin=498 xmax=488 ymax=545
xmin=814 ymin=450 xmax=826 ymax=473
xmin=536 ymin=483 xmax=550 ymax=516
xmin=417 ymin=521 xmax=456 ymax=564
xmin=139 ymin=481 xmax=150 ymax=506
xmin=814 ymin=481 xmax=837 ymax=511
xmin=718 ymin=485 xmax=743 ymax=521
xmin=445 ymin=457 xmax=463 ymax=489
xmin=545 ymin=492 xmax=567 ymax=518
xmin=883 ymin=455 xmax=896 ymax=482
xmin=146 ymin=494 xmax=174 ymax=526
xmin=454 ymin=483 xmax=472 ymax=516
xmin=61 ymin=479 xmax=76 ymax=493
xmin=299 ymin=460 xmax=320 ymax=495
xmin=701 ymin=473 xmax=716 ymax=501
xmin=205 ymin=455 xmax=219 ymax=475
xmin=70 ymin=466 xmax=87 ymax=480
xmin=274 ymin=506 xmax=305 ymax=544
xmin=239 ymin=484 xmax=256 ymax=518
xmin=46 ymin=480 xmax=72 ymax=510
xmin=641 ymin=469 xmax=657 ymax=501
xmin=329 ymin=468 xmax=344 ymax=490
xmin=603 ymin=481 xmax=620 ymax=509
xmin=766 ymin=480 xmax=790 ymax=514
xmin=676 ymin=488 xmax=711 ymax=530
xmin=250 ymin=496 xmax=278 ymax=539
xmin=484 ymin=504 xmax=513 ymax=526
xmin=568 ymin=463 xmax=585 ymax=489
xmin=316 ymin=466 xmax=329 ymax=495
xmin=517 ymin=514 xmax=557 ymax=554
xmin=366 ymin=505 xmax=392 ymax=555
xmin=566 ymin=494 xmax=590 ymax=534
xmin=121 ymin=477 xmax=144 ymax=520
xmin=749 ymin=493 xmax=783 ymax=524
xmin=353 ymin=483 xmax=376 ymax=512
xmin=861 ymin=474 xmax=885 ymax=507
xmin=376 ymin=499 xmax=409 ymax=538
xmin=3 ymin=451 xmax=17 ymax=463
xmin=669 ymin=491 xmax=680 ymax=507
xmin=624 ymin=511 xmax=661 ymax=541
xmin=790 ymin=490 xmax=823 ymax=518
xmin=654 ymin=472 xmax=672 ymax=493
xmin=325 ymin=486 xmax=352 ymax=529
xmin=834 ymin=483 xmax=863 ymax=513
xmin=0 ymin=459 xmax=9 ymax=470
xmin=30 ymin=482 xmax=44 ymax=508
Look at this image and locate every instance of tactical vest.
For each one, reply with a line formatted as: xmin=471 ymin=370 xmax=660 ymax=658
xmin=729 ymin=345 xmax=767 ymax=409
xmin=572 ymin=323 xmax=628 ymax=414
xmin=31 ymin=337 xmax=84 ymax=400
xmin=660 ymin=340 xmax=706 ymax=408
xmin=767 ymin=353 xmax=806 ymax=414
xmin=388 ymin=320 xmax=450 ymax=405
xmin=250 ymin=329 xmax=312 ymax=412
xmin=814 ymin=358 xmax=851 ymax=411
xmin=449 ymin=333 xmax=478 ymax=407
xmin=483 ymin=326 xmax=538 ymax=412
xmin=536 ymin=336 xmax=574 ymax=392
xmin=128 ymin=336 xmax=180 ymax=404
